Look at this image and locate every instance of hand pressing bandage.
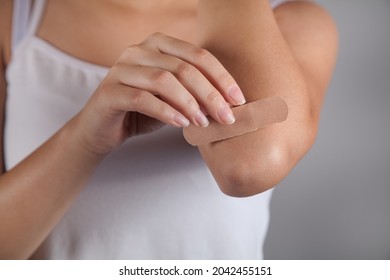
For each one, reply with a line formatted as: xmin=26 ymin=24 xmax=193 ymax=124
xmin=183 ymin=96 xmax=288 ymax=146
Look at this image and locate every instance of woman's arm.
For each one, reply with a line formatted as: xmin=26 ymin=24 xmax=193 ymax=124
xmin=0 ymin=0 xmax=106 ymax=259
xmin=197 ymin=0 xmax=338 ymax=196
xmin=1 ymin=2 xmax=103 ymax=257
xmin=0 ymin=0 xmax=245 ymax=258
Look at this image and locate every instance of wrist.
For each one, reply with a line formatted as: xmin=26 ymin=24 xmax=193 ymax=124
xmin=58 ymin=116 xmax=107 ymax=166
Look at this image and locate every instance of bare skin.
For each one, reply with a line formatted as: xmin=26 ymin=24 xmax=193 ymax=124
xmin=0 ymin=0 xmax=338 ymax=259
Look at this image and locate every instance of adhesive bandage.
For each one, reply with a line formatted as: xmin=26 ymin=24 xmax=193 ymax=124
xmin=183 ymin=96 xmax=288 ymax=146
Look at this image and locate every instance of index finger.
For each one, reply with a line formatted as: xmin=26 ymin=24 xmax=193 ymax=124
xmin=143 ymin=32 xmax=246 ymax=106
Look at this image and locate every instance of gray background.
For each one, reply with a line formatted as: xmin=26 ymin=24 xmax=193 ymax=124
xmin=264 ymin=0 xmax=390 ymax=259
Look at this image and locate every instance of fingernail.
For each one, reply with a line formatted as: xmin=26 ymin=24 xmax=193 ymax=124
xmin=228 ymin=84 xmax=246 ymax=105
xmin=195 ymin=110 xmax=209 ymax=127
xmin=173 ymin=114 xmax=190 ymax=127
xmin=218 ymin=106 xmax=236 ymax=124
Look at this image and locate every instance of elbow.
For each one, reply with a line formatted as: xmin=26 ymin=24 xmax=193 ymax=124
xmin=211 ymin=123 xmax=316 ymax=198
xmin=216 ymin=144 xmax=291 ymax=197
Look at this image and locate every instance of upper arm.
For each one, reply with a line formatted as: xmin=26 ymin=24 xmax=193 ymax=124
xmin=274 ymin=1 xmax=338 ymax=120
xmin=0 ymin=0 xmax=13 ymax=173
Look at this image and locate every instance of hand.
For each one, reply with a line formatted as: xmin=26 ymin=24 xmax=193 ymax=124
xmin=72 ymin=32 xmax=246 ymax=156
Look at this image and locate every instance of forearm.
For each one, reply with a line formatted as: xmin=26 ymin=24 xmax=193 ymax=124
xmin=0 ymin=118 xmax=103 ymax=259
xmin=197 ymin=0 xmax=316 ymax=196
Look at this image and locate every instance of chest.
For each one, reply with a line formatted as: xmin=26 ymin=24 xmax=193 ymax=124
xmin=37 ymin=1 xmax=198 ymax=67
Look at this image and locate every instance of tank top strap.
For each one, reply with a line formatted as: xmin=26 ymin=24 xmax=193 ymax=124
xmin=26 ymin=0 xmax=47 ymax=36
xmin=11 ymin=0 xmax=46 ymax=52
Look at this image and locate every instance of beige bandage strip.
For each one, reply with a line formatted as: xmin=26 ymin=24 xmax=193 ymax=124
xmin=183 ymin=96 xmax=288 ymax=146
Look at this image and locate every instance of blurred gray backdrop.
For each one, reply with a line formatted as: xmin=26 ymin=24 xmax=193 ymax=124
xmin=264 ymin=0 xmax=390 ymax=259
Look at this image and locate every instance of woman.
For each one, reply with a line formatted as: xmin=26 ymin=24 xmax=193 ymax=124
xmin=0 ymin=0 xmax=338 ymax=259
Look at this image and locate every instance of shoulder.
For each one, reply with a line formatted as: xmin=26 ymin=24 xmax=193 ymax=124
xmin=274 ymin=1 xmax=338 ymax=91
xmin=274 ymin=1 xmax=339 ymax=70
xmin=273 ymin=1 xmax=338 ymax=123
xmin=274 ymin=0 xmax=338 ymax=46
xmin=0 ymin=0 xmax=13 ymax=66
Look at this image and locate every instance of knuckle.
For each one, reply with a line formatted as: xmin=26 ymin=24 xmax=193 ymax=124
xmin=152 ymin=31 xmax=164 ymax=38
xmin=218 ymin=71 xmax=234 ymax=85
xmin=175 ymin=62 xmax=195 ymax=78
xmin=185 ymin=97 xmax=198 ymax=112
xmin=123 ymin=45 xmax=139 ymax=57
xmin=192 ymin=47 xmax=211 ymax=64
xmin=152 ymin=70 xmax=174 ymax=86
xmin=128 ymin=90 xmax=146 ymax=110
xmin=206 ymin=89 xmax=223 ymax=105
xmin=126 ymin=44 xmax=140 ymax=53
xmin=143 ymin=32 xmax=171 ymax=48
xmin=121 ymin=45 xmax=142 ymax=60
xmin=148 ymin=32 xmax=165 ymax=42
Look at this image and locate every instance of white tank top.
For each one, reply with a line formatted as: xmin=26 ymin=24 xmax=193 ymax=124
xmin=4 ymin=0 xmax=287 ymax=259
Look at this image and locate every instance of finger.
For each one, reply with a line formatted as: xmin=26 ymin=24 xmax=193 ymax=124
xmin=135 ymin=50 xmax=236 ymax=125
xmin=143 ymin=32 xmax=246 ymax=106
xmin=111 ymin=64 xmax=210 ymax=127
xmin=107 ymin=84 xmax=191 ymax=128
